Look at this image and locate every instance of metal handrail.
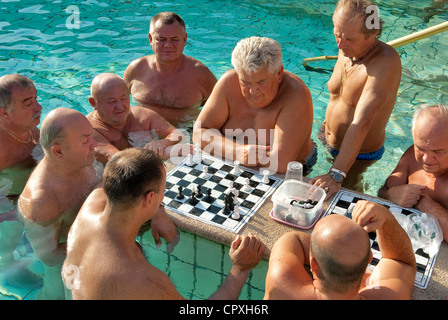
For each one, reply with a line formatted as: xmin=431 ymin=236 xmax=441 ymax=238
xmin=301 ymin=21 xmax=448 ymax=68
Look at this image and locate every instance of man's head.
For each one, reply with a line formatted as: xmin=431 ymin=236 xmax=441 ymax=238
xmin=332 ymin=0 xmax=383 ymax=58
xmin=412 ymin=104 xmax=448 ymax=176
xmin=310 ymin=214 xmax=371 ymax=294
xmin=0 ymin=74 xmax=42 ymax=130
xmin=103 ymin=148 xmax=166 ymax=213
xmin=231 ymin=37 xmax=284 ymax=108
xmin=89 ymin=73 xmax=131 ymax=127
xmin=40 ymin=108 xmax=97 ymax=167
xmin=149 ymin=12 xmax=187 ymax=63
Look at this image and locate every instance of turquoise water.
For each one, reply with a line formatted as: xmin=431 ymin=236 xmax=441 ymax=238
xmin=0 ymin=0 xmax=447 ymax=300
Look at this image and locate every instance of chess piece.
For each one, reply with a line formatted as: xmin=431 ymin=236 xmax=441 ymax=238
xmin=262 ymin=170 xmax=270 ymax=184
xmin=242 ymin=177 xmax=251 ymax=192
xmin=176 ymin=186 xmax=185 ymax=200
xmin=199 ymin=165 xmax=210 ymax=179
xmin=186 ymin=154 xmax=194 ymax=166
xmin=223 ymin=196 xmax=231 ymax=215
xmin=197 ymin=185 xmax=203 ymax=198
xmin=204 ymin=188 xmax=213 ymax=203
xmin=233 ymin=160 xmax=241 ymax=174
xmin=225 ymin=181 xmax=234 ymax=194
xmin=231 ymin=206 xmax=240 ymax=220
xmin=193 ymin=143 xmax=202 ymax=162
xmin=188 ymin=190 xmax=199 ymax=205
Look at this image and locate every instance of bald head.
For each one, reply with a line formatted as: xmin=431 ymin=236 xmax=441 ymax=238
xmin=311 ymin=214 xmax=371 ymax=293
xmin=90 ymin=73 xmax=128 ymax=100
xmin=40 ymin=108 xmax=89 ymax=154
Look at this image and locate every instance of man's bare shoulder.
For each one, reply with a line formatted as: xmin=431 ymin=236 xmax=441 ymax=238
xmin=20 ymin=181 xmax=61 ymax=224
xmin=369 ymin=41 xmax=401 ymax=69
xmin=124 ymin=55 xmax=153 ymax=82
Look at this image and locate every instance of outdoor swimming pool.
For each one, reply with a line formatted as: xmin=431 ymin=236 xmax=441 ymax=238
xmin=0 ymin=0 xmax=447 ymax=300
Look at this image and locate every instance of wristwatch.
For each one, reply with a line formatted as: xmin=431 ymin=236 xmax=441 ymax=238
xmin=329 ymin=171 xmax=344 ymax=183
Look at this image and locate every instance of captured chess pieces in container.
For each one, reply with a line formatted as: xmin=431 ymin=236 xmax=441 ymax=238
xmin=270 ymin=180 xmax=326 ymax=229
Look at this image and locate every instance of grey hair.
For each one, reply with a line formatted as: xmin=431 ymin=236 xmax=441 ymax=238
xmin=40 ymin=117 xmax=66 ymax=154
xmin=231 ymin=37 xmax=283 ymax=74
xmin=412 ymin=104 xmax=448 ymax=132
xmin=0 ymin=74 xmax=35 ymax=111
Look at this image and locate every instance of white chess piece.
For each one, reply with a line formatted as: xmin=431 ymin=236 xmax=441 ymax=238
xmin=231 ymin=206 xmax=240 ymax=220
xmin=193 ymin=143 xmax=202 ymax=162
xmin=199 ymin=165 xmax=210 ymax=179
xmin=233 ymin=160 xmax=241 ymax=174
xmin=242 ymin=177 xmax=251 ymax=192
xmin=262 ymin=170 xmax=270 ymax=184
xmin=225 ymin=181 xmax=234 ymax=194
xmin=186 ymin=153 xmax=194 ymax=166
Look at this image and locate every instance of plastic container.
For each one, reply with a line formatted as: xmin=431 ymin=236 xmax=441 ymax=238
xmin=270 ymin=180 xmax=326 ymax=229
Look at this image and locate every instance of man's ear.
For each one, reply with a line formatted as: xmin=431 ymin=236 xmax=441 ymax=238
xmin=51 ymin=144 xmax=64 ymax=159
xmin=88 ymin=97 xmax=97 ymax=110
xmin=0 ymin=107 xmax=9 ymax=120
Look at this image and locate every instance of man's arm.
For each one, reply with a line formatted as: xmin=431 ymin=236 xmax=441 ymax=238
xmin=268 ymin=75 xmax=313 ymax=173
xmin=353 ymin=201 xmax=416 ymax=299
xmin=90 ymin=129 xmax=120 ymax=165
xmin=312 ymin=51 xmax=400 ymax=198
xmin=416 ymin=195 xmax=448 ymax=242
xmin=208 ymin=233 xmax=265 ymax=300
xmin=379 ymin=146 xmax=427 ymax=207
xmin=264 ymin=231 xmax=313 ymax=300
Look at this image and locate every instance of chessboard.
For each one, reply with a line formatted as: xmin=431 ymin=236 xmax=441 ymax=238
xmin=163 ymin=153 xmax=283 ymax=233
xmin=324 ymin=190 xmax=440 ymax=289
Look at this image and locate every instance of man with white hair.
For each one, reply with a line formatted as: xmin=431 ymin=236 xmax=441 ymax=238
xmin=193 ymin=36 xmax=315 ymax=174
xmin=380 ymin=104 xmax=448 ymax=242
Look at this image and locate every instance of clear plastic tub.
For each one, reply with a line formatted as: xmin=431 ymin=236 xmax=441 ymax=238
xmin=270 ymin=180 xmax=326 ymax=229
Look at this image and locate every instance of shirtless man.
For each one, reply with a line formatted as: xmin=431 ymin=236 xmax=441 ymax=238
xmin=264 ymin=201 xmax=416 ymax=300
xmin=19 ymin=108 xmax=178 ymax=299
xmin=311 ymin=0 xmax=401 ymax=198
xmin=87 ymin=73 xmax=191 ymax=165
xmin=18 ymin=108 xmax=100 ymax=299
xmin=380 ymin=104 xmax=448 ymax=241
xmin=193 ymin=36 xmax=315 ymax=174
xmin=0 ymin=74 xmax=41 ymax=285
xmin=62 ymin=148 xmax=265 ymax=300
xmin=124 ymin=12 xmax=217 ymax=128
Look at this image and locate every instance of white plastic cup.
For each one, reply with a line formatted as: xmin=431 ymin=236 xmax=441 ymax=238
xmin=285 ymin=161 xmax=303 ymax=181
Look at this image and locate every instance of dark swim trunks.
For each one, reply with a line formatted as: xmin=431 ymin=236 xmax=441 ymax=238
xmin=318 ymin=123 xmax=385 ymax=161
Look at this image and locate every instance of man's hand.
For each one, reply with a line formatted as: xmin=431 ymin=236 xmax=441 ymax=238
xmin=310 ymin=173 xmax=341 ymax=200
xmin=235 ymin=144 xmax=270 ymax=167
xmin=229 ymin=233 xmax=265 ymax=271
xmin=383 ymin=184 xmax=426 ymax=208
xmin=351 ymin=200 xmax=391 ymax=233
xmin=151 ymin=206 xmax=180 ymax=252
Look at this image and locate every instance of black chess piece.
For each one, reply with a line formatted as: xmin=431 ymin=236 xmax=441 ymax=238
xmin=176 ymin=186 xmax=184 ymax=200
xmin=204 ymin=188 xmax=213 ymax=203
xmin=223 ymin=196 xmax=231 ymax=215
xmin=188 ymin=190 xmax=199 ymax=205
xmin=197 ymin=185 xmax=203 ymax=198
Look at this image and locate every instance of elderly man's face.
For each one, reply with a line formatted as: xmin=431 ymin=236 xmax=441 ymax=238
xmin=95 ymin=82 xmax=131 ymax=127
xmin=7 ymin=85 xmax=42 ymax=129
xmin=413 ymin=113 xmax=448 ymax=176
xmin=149 ymin=21 xmax=187 ymax=63
xmin=333 ymin=15 xmax=377 ymax=59
xmin=237 ymin=65 xmax=283 ymax=109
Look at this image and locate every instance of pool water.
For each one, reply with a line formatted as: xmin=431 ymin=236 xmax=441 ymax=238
xmin=0 ymin=0 xmax=446 ymax=300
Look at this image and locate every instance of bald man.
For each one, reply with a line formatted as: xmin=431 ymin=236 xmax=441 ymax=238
xmin=87 ymin=73 xmax=191 ymax=165
xmin=380 ymin=104 xmax=448 ymax=242
xmin=264 ymin=201 xmax=416 ymax=300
